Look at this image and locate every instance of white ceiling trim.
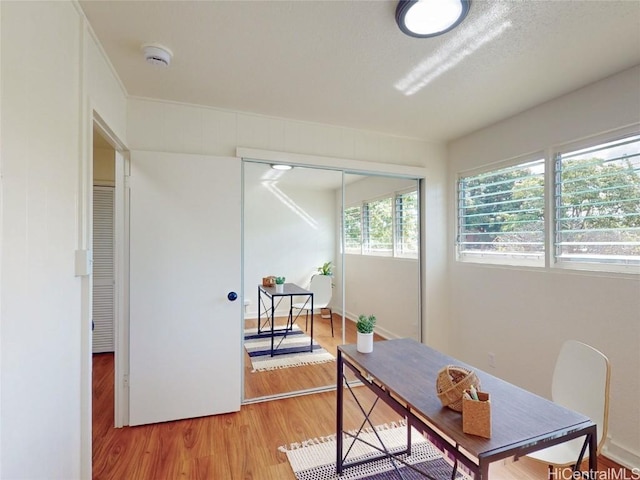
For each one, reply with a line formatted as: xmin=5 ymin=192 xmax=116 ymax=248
xmin=236 ymin=147 xmax=428 ymax=180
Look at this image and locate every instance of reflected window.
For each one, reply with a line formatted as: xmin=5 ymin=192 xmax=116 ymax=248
xmin=344 ymin=206 xmax=362 ymax=253
xmin=396 ymin=190 xmax=419 ymax=258
xmin=364 ymin=197 xmax=393 ymax=255
xmin=345 ymin=188 xmax=419 ymax=258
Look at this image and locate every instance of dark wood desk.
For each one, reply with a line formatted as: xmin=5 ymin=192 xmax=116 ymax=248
xmin=258 ymin=283 xmax=313 ymax=357
xmin=337 ymin=339 xmax=597 ymax=479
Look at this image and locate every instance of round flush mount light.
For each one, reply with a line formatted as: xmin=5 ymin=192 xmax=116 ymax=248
xmin=141 ymin=43 xmax=173 ymax=67
xmin=271 ymin=164 xmax=293 ymax=171
xmin=396 ymin=0 xmax=470 ymax=38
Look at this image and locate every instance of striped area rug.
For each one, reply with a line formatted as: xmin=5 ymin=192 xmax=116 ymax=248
xmin=279 ymin=422 xmax=470 ymax=480
xmin=244 ymin=325 xmax=335 ymax=372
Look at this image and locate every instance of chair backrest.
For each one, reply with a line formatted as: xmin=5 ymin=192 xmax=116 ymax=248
xmin=551 ymin=340 xmax=611 ymax=450
xmin=309 ymin=274 xmax=332 ymax=307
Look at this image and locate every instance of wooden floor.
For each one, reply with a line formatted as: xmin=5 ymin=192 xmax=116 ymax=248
xmin=94 ymin=324 xmax=629 ymax=479
xmin=244 ymin=313 xmax=376 ymax=399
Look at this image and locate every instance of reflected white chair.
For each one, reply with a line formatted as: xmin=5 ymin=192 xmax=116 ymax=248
xmin=292 ymin=274 xmax=333 ymax=337
xmin=527 ymin=340 xmax=611 ymax=477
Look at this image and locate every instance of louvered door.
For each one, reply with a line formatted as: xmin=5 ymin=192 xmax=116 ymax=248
xmin=93 ymin=186 xmax=115 ymax=353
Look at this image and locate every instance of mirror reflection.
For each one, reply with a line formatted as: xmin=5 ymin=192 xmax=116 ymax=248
xmin=341 ymin=173 xmax=421 ymax=342
xmin=242 ymin=162 xmax=420 ymax=402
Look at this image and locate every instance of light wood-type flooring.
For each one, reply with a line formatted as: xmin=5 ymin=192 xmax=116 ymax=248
xmin=244 ymin=313 xmax=376 ymax=399
xmin=93 ymin=316 xmax=629 ymax=479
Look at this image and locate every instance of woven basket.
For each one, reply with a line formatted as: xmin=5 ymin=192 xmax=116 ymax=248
xmin=436 ymin=365 xmax=480 ymax=412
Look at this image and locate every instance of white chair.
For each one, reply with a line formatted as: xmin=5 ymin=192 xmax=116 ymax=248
xmin=292 ymin=274 xmax=334 ymax=336
xmin=527 ymin=340 xmax=611 ymax=476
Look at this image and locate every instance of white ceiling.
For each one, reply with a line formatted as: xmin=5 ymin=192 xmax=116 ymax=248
xmin=80 ymin=0 xmax=640 ymax=143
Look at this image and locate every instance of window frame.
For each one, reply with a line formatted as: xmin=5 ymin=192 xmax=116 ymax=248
xmin=395 ymin=188 xmax=420 ymax=259
xmin=454 ymin=126 xmax=640 ymax=275
xmin=551 ymin=128 xmax=640 ymax=275
xmin=456 ymin=152 xmax=546 ymax=268
xmin=344 ymin=187 xmax=419 ymax=260
xmin=362 ymin=195 xmax=394 ymax=256
xmin=343 ymin=204 xmax=363 ymax=255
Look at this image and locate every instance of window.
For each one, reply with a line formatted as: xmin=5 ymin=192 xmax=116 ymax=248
xmin=456 ymin=129 xmax=640 ymax=273
xmin=344 ymin=188 xmax=419 ymax=258
xmin=457 ymin=158 xmax=545 ymax=264
xmin=344 ymin=206 xmax=362 ymax=253
xmin=396 ymin=190 xmax=419 ymax=257
xmin=363 ymin=197 xmax=393 ymax=255
xmin=555 ymin=134 xmax=640 ymax=267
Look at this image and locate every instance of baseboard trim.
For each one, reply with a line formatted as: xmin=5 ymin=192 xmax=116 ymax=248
xmin=603 ymin=438 xmax=640 ymax=470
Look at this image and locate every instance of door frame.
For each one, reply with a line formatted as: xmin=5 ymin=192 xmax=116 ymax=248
xmin=92 ymin=113 xmax=130 ymax=429
xmin=81 ymin=110 xmax=129 ymax=479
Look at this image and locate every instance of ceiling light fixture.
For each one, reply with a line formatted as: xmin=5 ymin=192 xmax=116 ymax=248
xmin=271 ymin=164 xmax=293 ymax=171
xmin=396 ymin=0 xmax=470 ymax=38
xmin=142 ymin=43 xmax=173 ymax=67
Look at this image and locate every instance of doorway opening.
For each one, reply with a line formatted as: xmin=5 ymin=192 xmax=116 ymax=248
xmin=91 ymin=125 xmax=117 ymax=459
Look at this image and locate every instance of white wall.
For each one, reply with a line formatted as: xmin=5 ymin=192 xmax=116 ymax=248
xmin=128 ymin=98 xmax=432 ymax=167
xmin=86 ymin=30 xmax=128 ymax=145
xmin=1 ymin=2 xmax=82 ymax=478
xmin=344 ymin=255 xmax=420 ymax=338
xmin=447 ymin=66 xmax=640 ymax=467
xmin=1 ymin=2 xmax=128 ymax=478
xmin=243 ymin=163 xmax=336 ymax=317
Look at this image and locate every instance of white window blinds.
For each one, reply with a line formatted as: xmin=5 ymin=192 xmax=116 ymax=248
xmin=395 ymin=190 xmax=418 ymax=258
xmin=458 ymin=158 xmax=545 ymax=262
xmin=555 ymin=134 xmax=640 ymax=266
xmin=344 ymin=206 xmax=362 ymax=253
xmin=363 ymin=197 xmax=393 ymax=255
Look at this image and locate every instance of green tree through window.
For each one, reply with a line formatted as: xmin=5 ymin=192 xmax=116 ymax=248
xmin=344 ymin=206 xmax=361 ymax=253
xmin=396 ymin=190 xmax=418 ymax=257
xmin=364 ymin=198 xmax=393 ymax=254
xmin=345 ymin=188 xmax=419 ymax=258
xmin=458 ymin=159 xmax=545 ymax=257
xmin=556 ymin=134 xmax=640 ymax=263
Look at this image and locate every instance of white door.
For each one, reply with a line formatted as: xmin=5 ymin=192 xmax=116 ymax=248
xmin=93 ymin=186 xmax=115 ymax=353
xmin=128 ymin=151 xmax=241 ymax=426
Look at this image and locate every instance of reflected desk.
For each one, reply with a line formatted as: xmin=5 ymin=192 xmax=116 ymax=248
xmin=258 ymin=283 xmax=314 ymax=357
xmin=337 ymin=339 xmax=597 ymax=479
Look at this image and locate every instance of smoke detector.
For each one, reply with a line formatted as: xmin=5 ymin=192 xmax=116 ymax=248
xmin=142 ymin=43 xmax=172 ymax=67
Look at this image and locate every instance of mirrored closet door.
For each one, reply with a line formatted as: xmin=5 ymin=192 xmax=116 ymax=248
xmin=243 ymin=162 xmax=343 ymax=400
xmin=242 ymin=161 xmax=421 ymax=402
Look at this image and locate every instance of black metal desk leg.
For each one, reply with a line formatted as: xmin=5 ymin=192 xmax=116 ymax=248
xmin=257 ymin=288 xmax=262 ymax=334
xmin=270 ymin=294 xmax=275 ymax=357
xmin=287 ymin=296 xmax=294 ymax=331
xmin=309 ymin=294 xmax=314 ymax=352
xmin=336 ymin=350 xmax=344 ymax=475
xmin=588 ymin=427 xmax=597 ymax=480
xmin=479 ymin=462 xmax=489 ymax=480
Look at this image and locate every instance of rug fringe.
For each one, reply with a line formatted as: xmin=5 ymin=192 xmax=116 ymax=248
xmin=251 ymin=357 xmax=335 ymax=373
xmin=278 ymin=433 xmax=337 ymax=452
xmin=277 ymin=419 xmax=407 ymax=453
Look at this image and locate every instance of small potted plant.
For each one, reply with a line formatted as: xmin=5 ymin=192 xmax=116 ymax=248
xmin=275 ymin=276 xmax=285 ymax=293
xmin=317 ymin=261 xmax=333 ymax=276
xmin=356 ymin=314 xmax=376 ymax=353
xmin=317 ymin=261 xmax=333 ymax=318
